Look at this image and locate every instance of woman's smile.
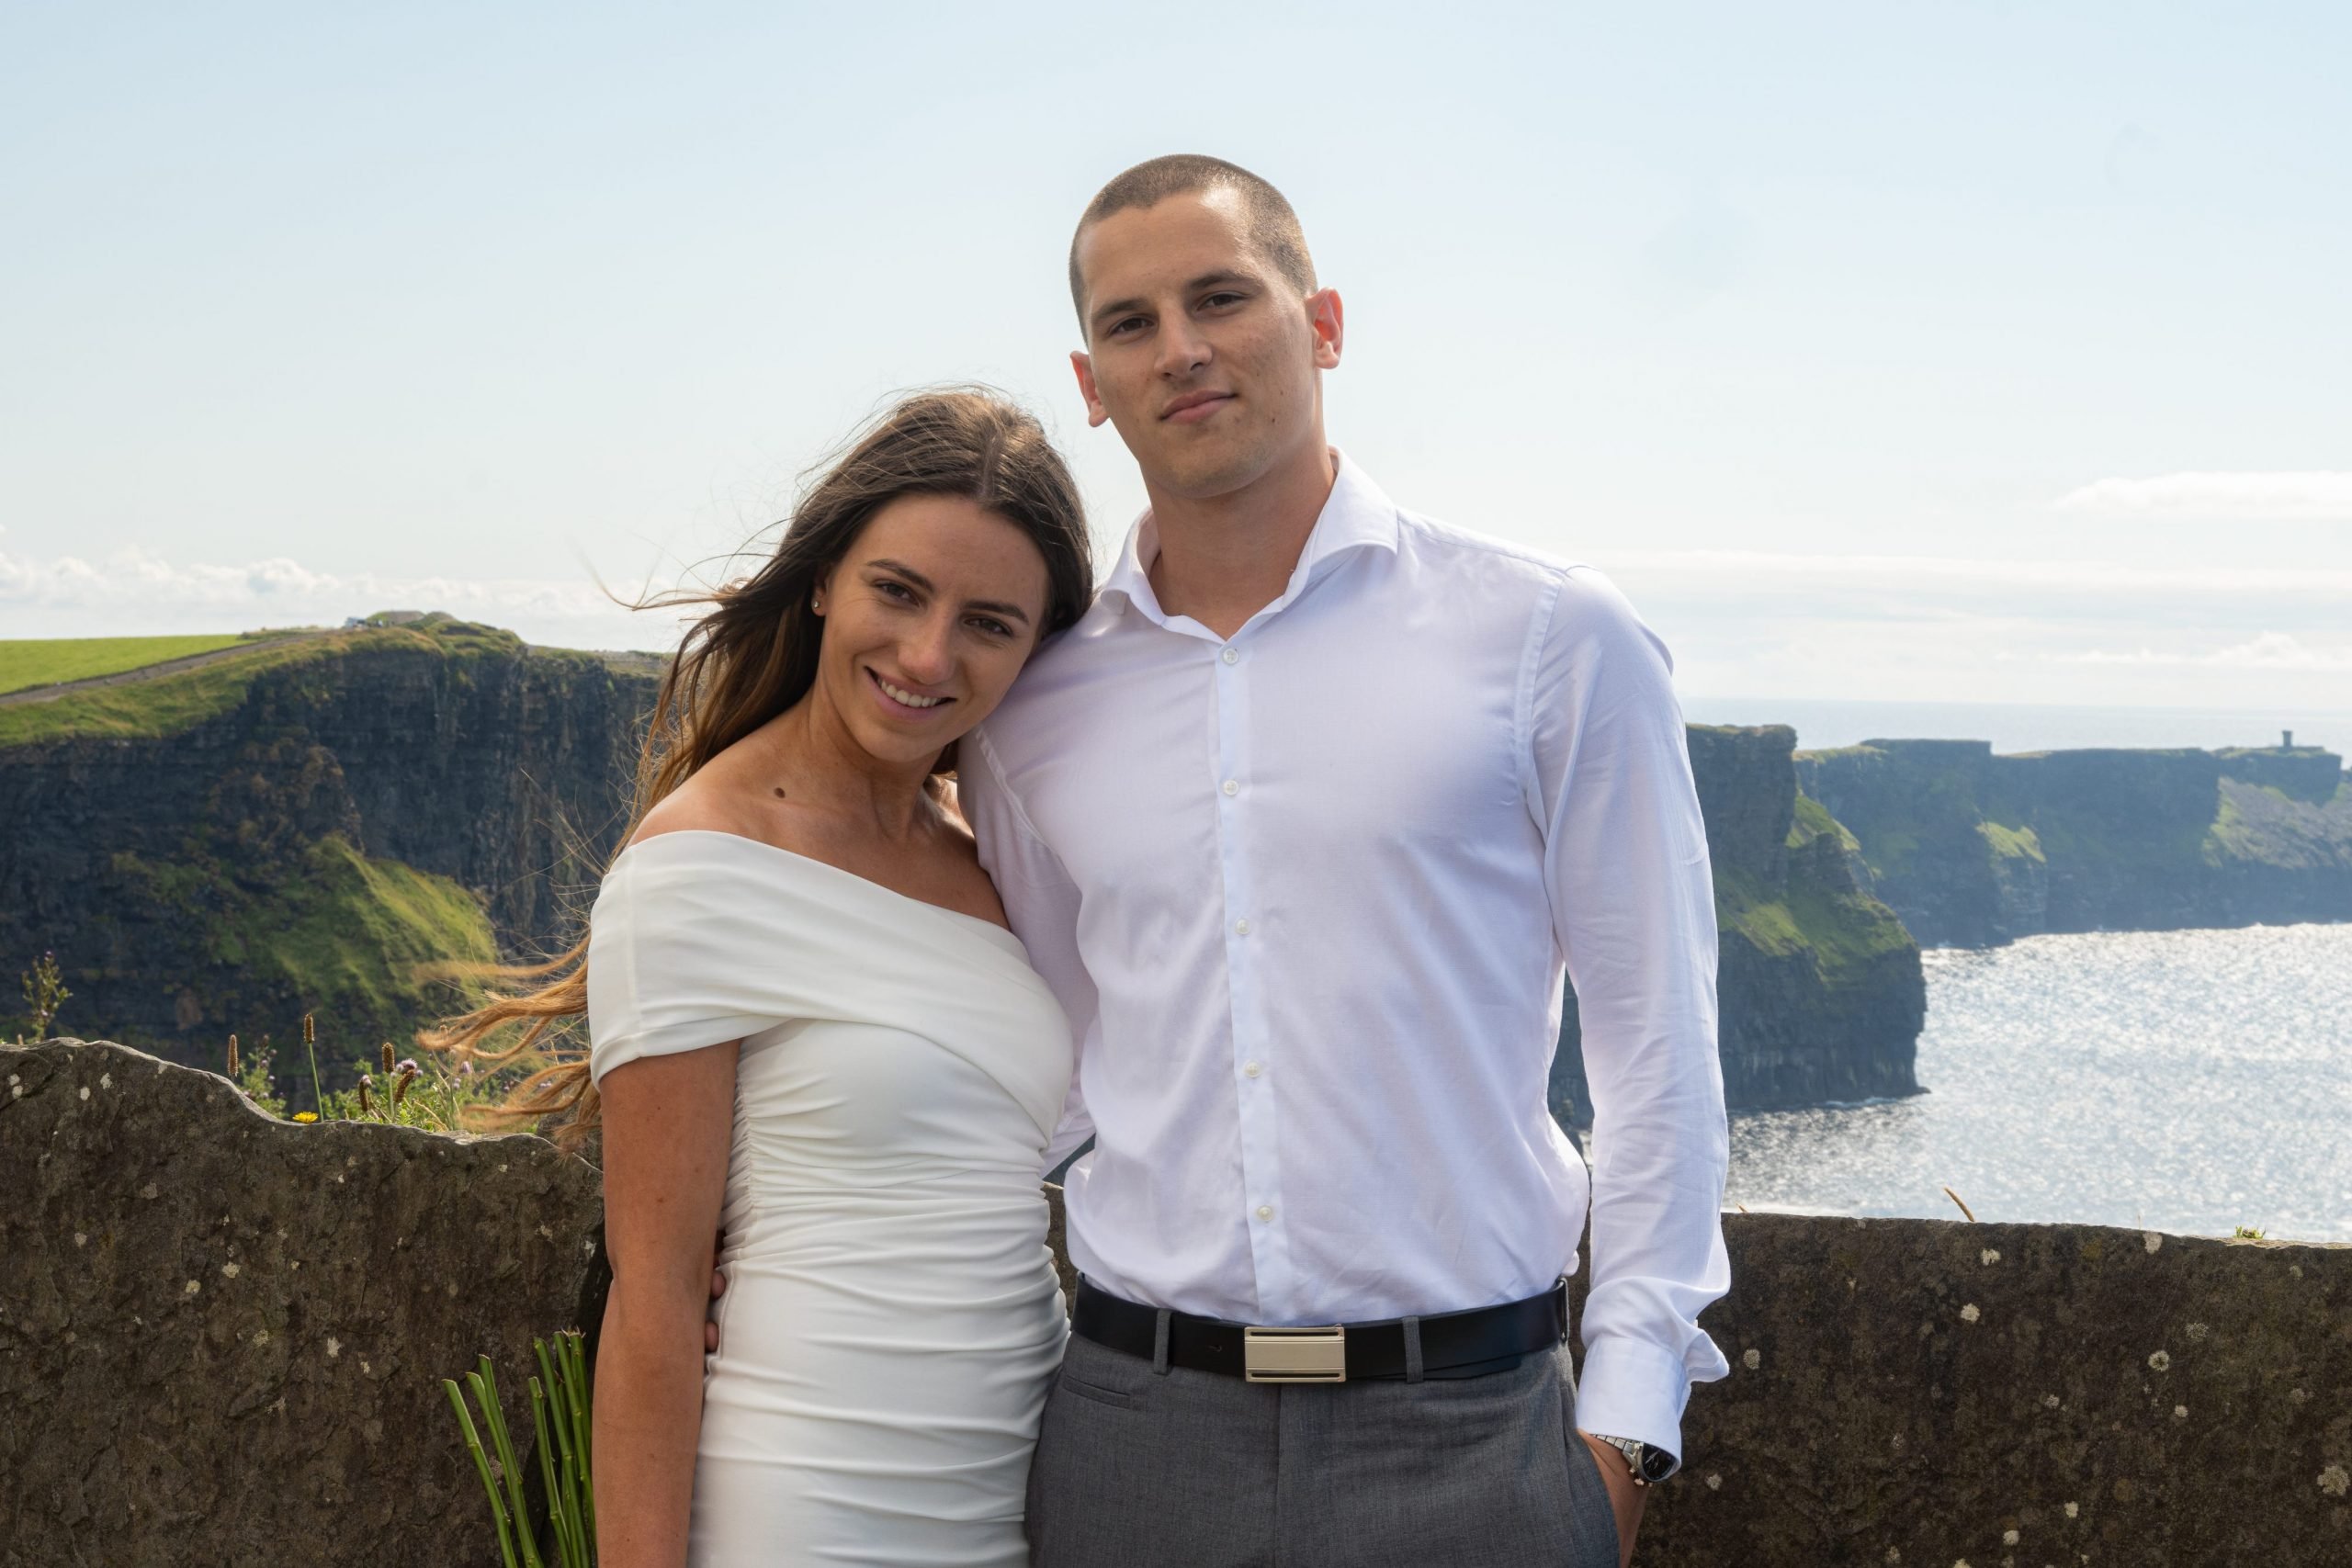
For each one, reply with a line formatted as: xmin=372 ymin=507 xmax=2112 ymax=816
xmin=866 ymin=666 xmax=955 ymax=716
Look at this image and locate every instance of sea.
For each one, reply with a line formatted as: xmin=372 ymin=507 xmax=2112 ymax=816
xmin=1723 ymin=922 xmax=2352 ymax=1243
xmin=1679 ymin=697 xmax=2352 ymax=1244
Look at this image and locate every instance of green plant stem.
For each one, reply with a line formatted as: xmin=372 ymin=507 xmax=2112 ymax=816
xmin=533 ymin=1339 xmax=587 ymax=1565
xmin=470 ymin=1361 xmax=548 ymax=1568
xmin=560 ymin=1331 xmax=596 ymax=1550
xmin=445 ymin=1379 xmax=522 ymax=1568
xmin=526 ymin=1375 xmax=577 ymax=1567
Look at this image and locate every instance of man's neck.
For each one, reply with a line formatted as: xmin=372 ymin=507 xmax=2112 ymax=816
xmin=1144 ymin=442 xmax=1338 ymax=641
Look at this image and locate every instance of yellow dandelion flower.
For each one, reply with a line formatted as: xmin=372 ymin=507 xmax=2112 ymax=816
xmin=292 ymin=1111 xmax=318 ymax=1123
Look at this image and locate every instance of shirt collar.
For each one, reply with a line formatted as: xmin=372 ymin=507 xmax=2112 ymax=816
xmin=1101 ymin=449 xmax=1401 ymax=628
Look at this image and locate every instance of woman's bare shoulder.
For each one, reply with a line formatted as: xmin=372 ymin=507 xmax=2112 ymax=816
xmin=629 ymin=753 xmax=773 ymax=851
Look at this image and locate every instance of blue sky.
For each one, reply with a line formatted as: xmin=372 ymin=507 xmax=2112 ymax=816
xmin=4 ymin=2 xmax=2348 ymax=716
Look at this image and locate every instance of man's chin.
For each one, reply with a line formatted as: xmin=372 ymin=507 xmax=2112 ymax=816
xmin=1142 ymin=445 xmax=1275 ymax=504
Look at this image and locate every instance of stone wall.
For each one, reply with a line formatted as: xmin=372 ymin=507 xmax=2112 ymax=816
xmin=0 ymin=1041 xmax=606 ymax=1567
xmin=1599 ymin=1213 xmax=2350 ymax=1566
xmin=8 ymin=1042 xmax=2346 ymax=1565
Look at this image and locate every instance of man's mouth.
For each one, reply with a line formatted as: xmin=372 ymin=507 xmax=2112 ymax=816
xmin=1160 ymin=390 xmax=1235 ymax=423
xmin=869 ymin=668 xmax=952 ymax=714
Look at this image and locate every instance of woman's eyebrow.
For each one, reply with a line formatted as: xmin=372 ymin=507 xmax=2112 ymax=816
xmin=866 ymin=558 xmax=1032 ymax=625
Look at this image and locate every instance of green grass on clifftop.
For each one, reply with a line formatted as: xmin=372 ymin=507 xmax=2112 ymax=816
xmin=0 ymin=634 xmax=254 ymax=695
xmin=0 ymin=617 xmax=540 ymax=750
xmin=1788 ymin=793 xmax=1860 ymax=853
xmin=1716 ymin=870 xmax=1915 ymax=987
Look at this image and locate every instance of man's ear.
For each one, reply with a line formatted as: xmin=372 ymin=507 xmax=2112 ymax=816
xmin=1070 ymin=349 xmax=1111 ymax=429
xmin=1307 ymin=288 xmax=1344 ymax=371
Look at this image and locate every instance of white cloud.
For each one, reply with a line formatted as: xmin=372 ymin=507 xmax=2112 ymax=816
xmin=1601 ymin=548 xmax=2352 ymax=629
xmin=0 ymin=547 xmax=694 ymax=650
xmin=2059 ymin=633 xmax=2352 ymax=671
xmin=2053 ymin=471 xmax=2352 ymax=520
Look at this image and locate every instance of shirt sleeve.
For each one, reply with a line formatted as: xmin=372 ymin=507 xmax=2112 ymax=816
xmin=583 ymin=850 xmax=779 ymax=1085
xmin=1523 ymin=566 xmax=1732 ymax=1460
xmin=959 ymin=730 xmax=1100 ymax=1172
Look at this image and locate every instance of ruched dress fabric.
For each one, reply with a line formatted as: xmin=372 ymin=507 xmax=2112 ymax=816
xmin=586 ymin=830 xmax=1073 ymax=1568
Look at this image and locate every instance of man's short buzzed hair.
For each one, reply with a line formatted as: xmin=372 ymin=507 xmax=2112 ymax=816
xmin=1069 ymin=154 xmax=1317 ymax=333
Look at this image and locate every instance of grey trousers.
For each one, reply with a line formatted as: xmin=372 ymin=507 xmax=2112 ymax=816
xmin=1025 ymin=1332 xmax=1622 ymax=1568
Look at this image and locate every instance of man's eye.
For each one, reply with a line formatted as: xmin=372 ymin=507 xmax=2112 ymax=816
xmin=1201 ymin=292 xmax=1245 ymax=310
xmin=1108 ymin=316 xmax=1147 ymax=335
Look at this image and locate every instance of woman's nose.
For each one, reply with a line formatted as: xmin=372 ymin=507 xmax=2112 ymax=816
xmin=899 ymin=615 xmax=956 ymax=683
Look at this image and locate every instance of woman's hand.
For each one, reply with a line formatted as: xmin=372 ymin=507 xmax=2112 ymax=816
xmin=1576 ymin=1430 xmax=1647 ymax=1568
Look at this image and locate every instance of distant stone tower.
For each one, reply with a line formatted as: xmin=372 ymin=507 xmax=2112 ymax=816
xmin=2283 ymin=729 xmax=2294 ymax=749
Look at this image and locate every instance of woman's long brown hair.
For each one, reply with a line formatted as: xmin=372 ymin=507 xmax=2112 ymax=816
xmin=422 ymin=389 xmax=1094 ymax=1151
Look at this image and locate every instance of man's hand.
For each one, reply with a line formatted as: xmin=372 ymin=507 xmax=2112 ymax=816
xmin=1576 ymin=1431 xmax=1646 ymax=1568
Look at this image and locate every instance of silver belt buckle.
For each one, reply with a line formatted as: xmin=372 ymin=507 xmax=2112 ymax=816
xmin=1242 ymin=1324 xmax=1347 ymax=1383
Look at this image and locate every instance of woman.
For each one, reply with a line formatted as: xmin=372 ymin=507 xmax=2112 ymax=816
xmin=432 ymin=389 xmax=1094 ymax=1566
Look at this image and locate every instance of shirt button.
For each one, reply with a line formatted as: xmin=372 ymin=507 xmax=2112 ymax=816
xmin=1220 ymin=646 xmax=1239 ymax=665
xmin=1243 ymin=1060 xmax=1262 ymax=1078
xmin=1221 ymin=779 xmax=1240 ymax=797
xmin=1234 ymin=918 xmax=1251 ymax=936
xmin=1255 ymin=1204 xmax=1274 ymax=1222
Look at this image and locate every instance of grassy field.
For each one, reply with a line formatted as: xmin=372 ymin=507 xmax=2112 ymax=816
xmin=0 ymin=633 xmax=349 ymax=748
xmin=0 ymin=634 xmax=256 ymax=695
xmin=0 ymin=618 xmax=551 ymax=749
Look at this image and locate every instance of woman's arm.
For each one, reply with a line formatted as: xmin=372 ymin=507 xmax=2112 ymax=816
xmin=594 ymin=1043 xmax=741 ymax=1568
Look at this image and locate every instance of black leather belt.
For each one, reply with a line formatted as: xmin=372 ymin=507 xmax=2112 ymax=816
xmin=1071 ymin=1277 xmax=1568 ymax=1383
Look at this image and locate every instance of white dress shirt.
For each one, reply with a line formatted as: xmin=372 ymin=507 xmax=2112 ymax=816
xmin=959 ymin=454 xmax=1731 ymax=1456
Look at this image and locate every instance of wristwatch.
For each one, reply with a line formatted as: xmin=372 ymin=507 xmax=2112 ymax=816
xmin=1588 ymin=1432 xmax=1679 ymax=1486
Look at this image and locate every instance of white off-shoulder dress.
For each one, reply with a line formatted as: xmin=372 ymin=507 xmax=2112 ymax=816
xmin=585 ymin=829 xmax=1073 ymax=1568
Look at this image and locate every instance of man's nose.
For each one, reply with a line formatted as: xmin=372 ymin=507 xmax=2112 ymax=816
xmin=1155 ymin=315 xmax=1211 ymax=379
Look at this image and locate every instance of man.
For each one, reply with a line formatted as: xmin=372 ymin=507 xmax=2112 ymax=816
xmin=956 ymin=154 xmax=1732 ymax=1567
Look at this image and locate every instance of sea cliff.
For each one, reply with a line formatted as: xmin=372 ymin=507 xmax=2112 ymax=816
xmin=1797 ymin=739 xmax=2352 ymax=947
xmin=1552 ymin=724 xmax=1925 ymax=1122
xmin=0 ymin=620 xmax=657 ymax=1066
xmin=1 ymin=629 xmax=1923 ymax=1115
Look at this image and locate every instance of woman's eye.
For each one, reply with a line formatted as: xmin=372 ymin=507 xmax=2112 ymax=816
xmin=970 ymin=617 xmax=1013 ymax=638
xmin=876 ymin=580 xmax=915 ymax=602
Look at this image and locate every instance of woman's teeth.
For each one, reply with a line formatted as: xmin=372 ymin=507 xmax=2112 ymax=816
xmin=878 ymin=676 xmax=945 ymax=709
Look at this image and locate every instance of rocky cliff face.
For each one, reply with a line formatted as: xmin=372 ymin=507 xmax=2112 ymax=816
xmin=1552 ymin=725 xmax=1925 ymax=1122
xmin=3 ymin=630 xmax=1919 ymax=1116
xmin=0 ymin=622 xmax=657 ymax=1067
xmin=1797 ymin=739 xmax=2352 ymax=947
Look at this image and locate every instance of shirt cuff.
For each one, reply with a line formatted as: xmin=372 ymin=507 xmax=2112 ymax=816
xmin=1573 ymin=1336 xmax=1693 ymax=1461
